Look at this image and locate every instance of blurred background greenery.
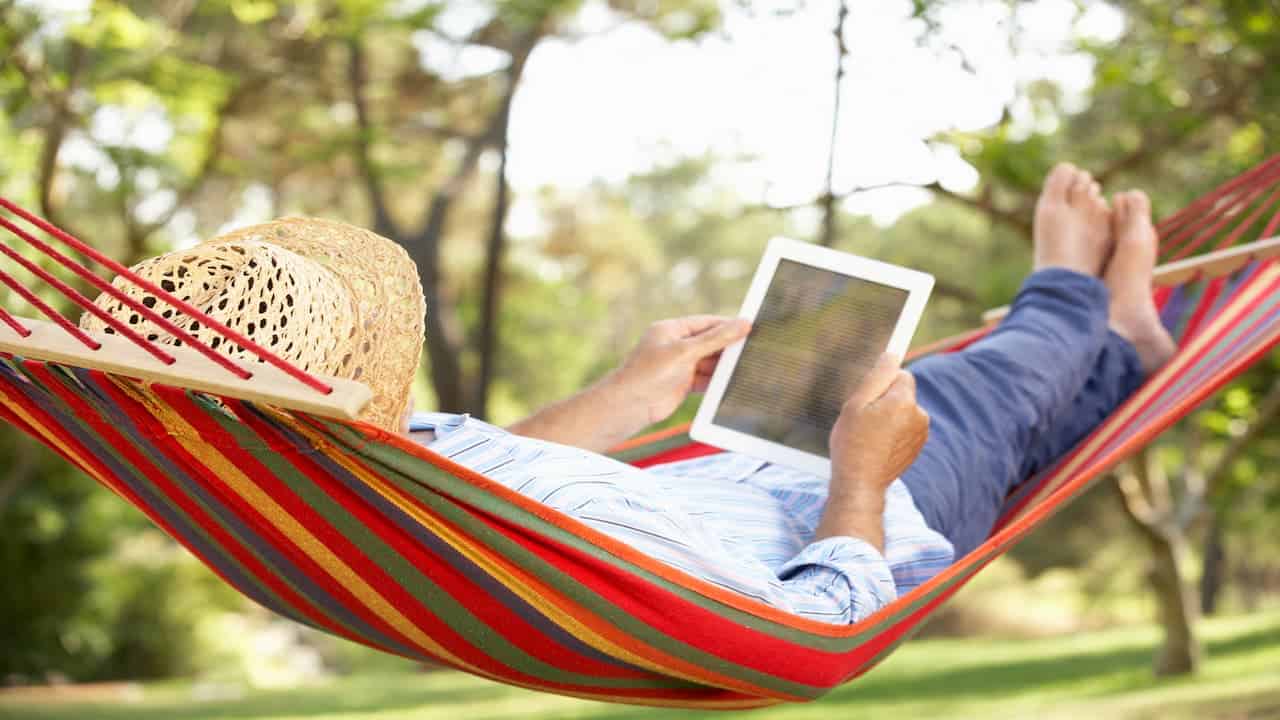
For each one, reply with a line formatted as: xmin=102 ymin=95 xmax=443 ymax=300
xmin=0 ymin=0 xmax=1278 ymax=717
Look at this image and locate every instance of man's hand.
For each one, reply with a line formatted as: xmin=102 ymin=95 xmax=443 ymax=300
xmin=815 ymin=353 xmax=930 ymax=552
xmin=829 ymin=352 xmax=930 ymax=494
xmin=507 ymin=315 xmax=749 ymax=452
xmin=610 ymin=315 xmax=752 ymax=427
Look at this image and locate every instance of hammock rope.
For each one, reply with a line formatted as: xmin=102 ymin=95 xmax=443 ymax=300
xmin=1 ymin=156 xmax=1279 ymax=708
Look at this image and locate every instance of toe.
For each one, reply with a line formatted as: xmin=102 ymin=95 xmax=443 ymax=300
xmin=1111 ymin=193 xmax=1130 ymax=225
xmin=1129 ymin=190 xmax=1152 ymax=219
xmin=1068 ymin=170 xmax=1094 ymax=206
xmin=1086 ymin=181 xmax=1108 ymax=214
xmin=1120 ymin=191 xmax=1151 ymax=234
xmin=1042 ymin=163 xmax=1077 ymax=203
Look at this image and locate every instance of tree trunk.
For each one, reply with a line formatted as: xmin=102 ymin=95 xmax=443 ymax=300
xmin=407 ymin=34 xmax=541 ymax=414
xmin=1199 ymin=513 xmax=1225 ymax=616
xmin=410 ymin=194 xmax=473 ymax=412
xmin=1143 ymin=530 xmax=1202 ymax=676
xmin=1113 ymin=460 xmax=1202 ymax=678
xmin=473 ymin=45 xmax=526 ymax=419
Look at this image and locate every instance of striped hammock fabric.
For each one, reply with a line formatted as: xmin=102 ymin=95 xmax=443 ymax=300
xmin=2 ymin=156 xmax=1280 ymax=708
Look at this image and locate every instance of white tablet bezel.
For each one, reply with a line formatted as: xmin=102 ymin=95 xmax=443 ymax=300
xmin=689 ymin=236 xmax=934 ymax=476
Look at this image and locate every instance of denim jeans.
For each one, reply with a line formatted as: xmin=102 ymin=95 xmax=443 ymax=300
xmin=900 ymin=268 xmax=1147 ymax=556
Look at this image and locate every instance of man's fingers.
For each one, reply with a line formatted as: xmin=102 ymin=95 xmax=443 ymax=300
xmin=872 ymin=370 xmax=917 ymax=409
xmin=695 ymin=352 xmax=721 ymax=375
xmin=848 ymin=352 xmax=902 ymax=407
xmin=686 ymin=318 xmax=751 ymax=355
xmin=676 ymin=315 xmax=735 ymax=336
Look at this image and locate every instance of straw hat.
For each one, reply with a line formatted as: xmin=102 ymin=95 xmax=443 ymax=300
xmin=79 ymin=218 xmax=425 ymax=432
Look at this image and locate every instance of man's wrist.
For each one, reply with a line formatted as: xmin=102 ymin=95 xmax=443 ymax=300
xmin=829 ymin=469 xmax=890 ymax=507
xmin=814 ymin=488 xmax=887 ymax=552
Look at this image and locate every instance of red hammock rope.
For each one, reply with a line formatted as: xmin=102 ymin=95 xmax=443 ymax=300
xmin=1166 ymin=174 xmax=1280 ymax=261
xmin=0 ymin=221 xmax=175 ymax=364
xmin=0 ymin=197 xmax=332 ymax=394
xmin=0 ymin=264 xmax=101 ymax=350
xmin=1161 ymin=156 xmax=1280 ymax=259
xmin=0 ymin=306 xmax=30 ymax=337
xmin=1156 ymin=154 xmax=1280 ymax=240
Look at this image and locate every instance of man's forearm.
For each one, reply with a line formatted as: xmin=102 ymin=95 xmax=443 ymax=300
xmin=507 ymin=373 xmax=650 ymax=453
xmin=813 ymin=482 xmax=887 ymax=553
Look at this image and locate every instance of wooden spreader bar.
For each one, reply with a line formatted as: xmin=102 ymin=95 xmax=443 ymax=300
xmin=981 ymin=236 xmax=1280 ymax=325
xmin=0 ymin=315 xmax=372 ymax=421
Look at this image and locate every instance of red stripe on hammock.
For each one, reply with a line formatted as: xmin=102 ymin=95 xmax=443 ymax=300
xmin=50 ymin=371 xmax=419 ymax=662
xmin=470 ymin=499 xmax=826 ymax=697
xmin=230 ymin=401 xmax=661 ymax=683
xmin=0 ymin=374 xmax=114 ymax=488
xmin=628 ymin=441 xmax=723 ymax=469
xmin=1181 ymin=275 xmax=1226 ymax=342
xmin=152 ymin=387 xmax=534 ymax=678
xmin=0 ymin=367 xmax=369 ymax=652
xmin=19 ymin=366 xmax=391 ymax=657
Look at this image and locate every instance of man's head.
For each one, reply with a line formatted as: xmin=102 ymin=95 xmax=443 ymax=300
xmin=79 ymin=218 xmax=425 ymax=432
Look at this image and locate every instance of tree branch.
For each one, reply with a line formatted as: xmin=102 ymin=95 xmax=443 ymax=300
xmin=1095 ymin=69 xmax=1254 ymax=186
xmin=760 ymin=178 xmax=1034 ymax=238
xmin=406 ymin=118 xmax=496 ymax=146
xmin=924 ymin=181 xmax=1034 ymax=238
xmin=931 ymin=278 xmax=980 ymax=305
xmin=348 ymin=36 xmax=398 ymax=239
xmin=1202 ymin=376 xmax=1280 ymax=493
xmin=1172 ymin=417 xmax=1208 ymax=529
xmin=1115 ymin=460 xmax=1160 ymax=529
xmin=16 ymin=41 xmax=86 ymax=236
xmin=819 ymin=0 xmax=849 ymax=248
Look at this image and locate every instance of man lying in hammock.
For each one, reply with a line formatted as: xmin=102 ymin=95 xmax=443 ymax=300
xmin=88 ymin=163 xmax=1172 ymax=625
xmin=403 ymin=163 xmax=1177 ymax=624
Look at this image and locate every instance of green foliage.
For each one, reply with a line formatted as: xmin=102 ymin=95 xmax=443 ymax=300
xmin=0 ymin=443 xmax=119 ymax=680
xmin=0 ymin=437 xmax=237 ymax=682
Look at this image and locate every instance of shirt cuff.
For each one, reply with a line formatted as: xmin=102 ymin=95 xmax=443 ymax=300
xmin=407 ymin=411 xmax=470 ymax=438
xmin=777 ymin=536 xmax=898 ymax=623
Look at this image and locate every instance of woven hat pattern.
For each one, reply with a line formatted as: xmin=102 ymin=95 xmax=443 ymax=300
xmin=80 ymin=218 xmax=425 ymax=431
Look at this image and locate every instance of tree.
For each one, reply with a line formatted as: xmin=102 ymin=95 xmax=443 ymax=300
xmin=900 ymin=0 xmax=1280 ymax=675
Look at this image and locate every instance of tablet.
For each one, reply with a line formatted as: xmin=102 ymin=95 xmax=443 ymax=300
xmin=690 ymin=237 xmax=933 ymax=476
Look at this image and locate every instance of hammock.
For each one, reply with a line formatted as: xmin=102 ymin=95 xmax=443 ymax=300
xmin=1 ymin=156 xmax=1280 ymax=709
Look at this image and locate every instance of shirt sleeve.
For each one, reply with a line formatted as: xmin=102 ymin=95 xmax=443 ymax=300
xmin=774 ymin=536 xmax=898 ymax=624
xmin=566 ymin=494 xmax=899 ymax=625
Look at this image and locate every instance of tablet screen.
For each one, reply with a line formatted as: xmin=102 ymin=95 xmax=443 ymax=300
xmin=712 ymin=259 xmax=909 ymax=457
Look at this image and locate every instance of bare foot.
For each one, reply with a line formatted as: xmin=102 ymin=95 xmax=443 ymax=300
xmin=1105 ymin=190 xmax=1177 ymax=375
xmin=1033 ymin=163 xmax=1112 ymax=276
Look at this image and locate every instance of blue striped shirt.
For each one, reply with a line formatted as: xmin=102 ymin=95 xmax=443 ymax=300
xmin=409 ymin=412 xmax=954 ymax=624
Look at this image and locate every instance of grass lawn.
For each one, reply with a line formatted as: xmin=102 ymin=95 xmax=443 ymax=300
xmin=2 ymin=610 xmax=1277 ymax=720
